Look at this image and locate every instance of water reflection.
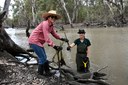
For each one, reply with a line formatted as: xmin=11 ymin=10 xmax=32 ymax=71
xmin=6 ymin=27 xmax=128 ymax=85
xmin=5 ymin=28 xmax=30 ymax=49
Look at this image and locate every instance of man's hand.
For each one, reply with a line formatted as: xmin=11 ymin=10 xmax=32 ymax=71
xmin=53 ymin=46 xmax=63 ymax=51
xmin=60 ymin=38 xmax=69 ymax=42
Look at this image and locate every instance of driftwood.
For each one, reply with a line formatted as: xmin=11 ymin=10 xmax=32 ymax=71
xmin=50 ymin=49 xmax=108 ymax=85
xmin=48 ymin=61 xmax=109 ymax=85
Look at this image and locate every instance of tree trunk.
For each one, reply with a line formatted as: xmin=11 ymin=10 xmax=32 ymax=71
xmin=105 ymin=0 xmax=119 ymax=26
xmin=31 ymin=0 xmax=36 ymax=27
xmin=0 ymin=11 xmax=35 ymax=60
xmin=105 ymin=0 xmax=126 ymax=26
xmin=60 ymin=0 xmax=74 ymax=28
xmin=71 ymin=0 xmax=80 ymax=23
xmin=3 ymin=0 xmax=11 ymax=15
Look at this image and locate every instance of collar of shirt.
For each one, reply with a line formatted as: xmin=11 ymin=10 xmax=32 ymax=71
xmin=47 ymin=20 xmax=53 ymax=27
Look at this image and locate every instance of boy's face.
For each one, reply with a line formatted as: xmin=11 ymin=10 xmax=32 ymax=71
xmin=79 ymin=33 xmax=85 ymax=39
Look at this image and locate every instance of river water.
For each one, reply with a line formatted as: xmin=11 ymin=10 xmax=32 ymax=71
xmin=5 ymin=27 xmax=128 ymax=85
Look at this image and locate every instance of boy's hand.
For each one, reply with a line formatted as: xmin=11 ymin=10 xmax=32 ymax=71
xmin=67 ymin=46 xmax=71 ymax=51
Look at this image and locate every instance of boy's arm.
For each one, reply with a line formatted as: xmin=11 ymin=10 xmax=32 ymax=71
xmin=86 ymin=46 xmax=91 ymax=57
xmin=70 ymin=43 xmax=75 ymax=48
xmin=67 ymin=43 xmax=75 ymax=51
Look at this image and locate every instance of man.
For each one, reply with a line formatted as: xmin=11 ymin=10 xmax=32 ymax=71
xmin=67 ymin=29 xmax=91 ymax=73
xmin=28 ymin=10 xmax=68 ymax=76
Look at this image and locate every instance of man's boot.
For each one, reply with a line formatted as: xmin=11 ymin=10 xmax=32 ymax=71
xmin=38 ymin=64 xmax=44 ymax=75
xmin=44 ymin=61 xmax=55 ymax=77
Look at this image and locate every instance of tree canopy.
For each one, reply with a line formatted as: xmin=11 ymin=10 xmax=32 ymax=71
xmin=2 ymin=0 xmax=128 ymax=27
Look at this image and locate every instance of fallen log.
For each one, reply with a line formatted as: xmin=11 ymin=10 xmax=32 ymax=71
xmin=0 ymin=11 xmax=37 ymax=61
xmin=51 ymin=66 xmax=109 ymax=85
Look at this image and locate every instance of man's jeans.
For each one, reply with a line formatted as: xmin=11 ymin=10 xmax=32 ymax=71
xmin=30 ymin=44 xmax=47 ymax=64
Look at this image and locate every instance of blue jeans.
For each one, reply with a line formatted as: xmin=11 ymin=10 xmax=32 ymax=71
xmin=30 ymin=44 xmax=47 ymax=64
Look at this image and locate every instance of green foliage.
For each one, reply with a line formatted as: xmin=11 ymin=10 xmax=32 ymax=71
xmin=7 ymin=0 xmax=128 ymax=27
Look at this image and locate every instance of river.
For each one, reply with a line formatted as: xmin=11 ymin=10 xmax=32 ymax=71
xmin=5 ymin=27 xmax=128 ymax=85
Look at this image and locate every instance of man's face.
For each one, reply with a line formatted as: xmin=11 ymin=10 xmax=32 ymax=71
xmin=48 ymin=16 xmax=57 ymax=23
